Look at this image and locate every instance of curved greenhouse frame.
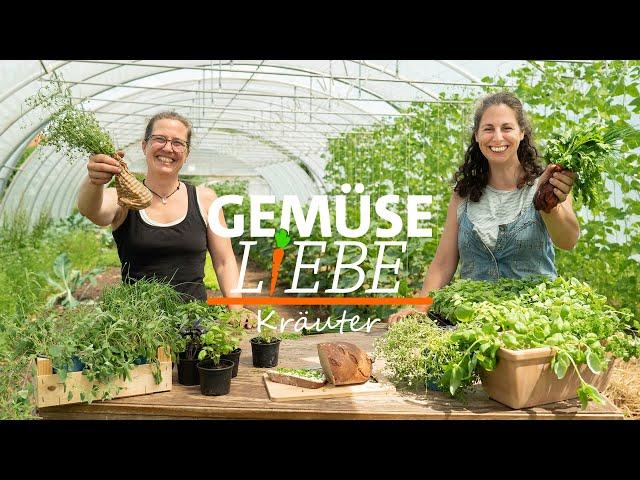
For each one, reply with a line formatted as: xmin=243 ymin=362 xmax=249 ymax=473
xmin=0 ymin=60 xmax=527 ymax=222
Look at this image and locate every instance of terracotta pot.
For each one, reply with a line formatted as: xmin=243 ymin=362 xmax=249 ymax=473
xmin=479 ymin=347 xmax=615 ymax=409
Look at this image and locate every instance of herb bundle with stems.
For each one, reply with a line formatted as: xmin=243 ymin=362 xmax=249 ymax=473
xmin=26 ymin=73 xmax=117 ymax=159
xmin=536 ymin=123 xmax=636 ymax=211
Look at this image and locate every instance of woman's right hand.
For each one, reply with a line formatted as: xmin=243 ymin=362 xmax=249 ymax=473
xmin=87 ymin=152 xmax=123 ymax=186
xmin=387 ymin=306 xmax=429 ymax=325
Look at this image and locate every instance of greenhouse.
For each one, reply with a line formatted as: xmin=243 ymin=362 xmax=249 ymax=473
xmin=0 ymin=60 xmax=638 ymax=420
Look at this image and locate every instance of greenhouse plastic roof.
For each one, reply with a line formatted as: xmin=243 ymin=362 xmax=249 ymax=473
xmin=0 ymin=60 xmax=529 ymax=222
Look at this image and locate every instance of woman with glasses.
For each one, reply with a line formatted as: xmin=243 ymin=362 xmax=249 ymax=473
xmin=77 ymin=111 xmax=255 ymax=327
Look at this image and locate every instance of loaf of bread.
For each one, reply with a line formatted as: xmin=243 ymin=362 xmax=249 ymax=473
xmin=317 ymin=342 xmax=372 ymax=385
xmin=266 ymin=368 xmax=327 ymax=389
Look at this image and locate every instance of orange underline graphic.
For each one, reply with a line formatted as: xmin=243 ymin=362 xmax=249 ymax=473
xmin=207 ymin=296 xmax=433 ymax=306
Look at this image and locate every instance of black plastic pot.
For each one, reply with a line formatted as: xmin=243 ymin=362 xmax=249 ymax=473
xmin=426 ymin=380 xmax=443 ymax=392
xmin=177 ymin=352 xmax=201 ymax=386
xmin=220 ymin=348 xmax=242 ymax=378
xmin=197 ymin=359 xmax=234 ymax=396
xmin=250 ymin=337 xmax=281 ymax=368
xmin=52 ymin=355 xmax=85 ymax=374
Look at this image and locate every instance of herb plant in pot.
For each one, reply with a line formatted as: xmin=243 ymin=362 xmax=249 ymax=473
xmin=175 ymin=301 xmax=228 ymax=385
xmin=197 ymin=324 xmax=236 ymax=396
xmin=177 ymin=319 xmax=206 ymax=386
xmin=251 ymin=306 xmax=282 ymax=368
xmin=218 ymin=311 xmax=246 ymax=378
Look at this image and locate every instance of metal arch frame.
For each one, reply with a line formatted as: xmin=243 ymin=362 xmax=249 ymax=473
xmin=354 ymin=60 xmax=440 ymax=103
xmin=4 ymin=136 xmax=317 ymax=223
xmin=0 ymin=119 xmax=49 ymax=211
xmin=81 ymin=75 xmax=374 ymax=182
xmin=64 ymin=59 xmax=397 ymax=121
xmin=0 ymin=59 xmax=519 ymax=221
xmin=70 ymin=59 xmax=515 ymax=88
xmin=203 ymin=127 xmax=326 ymax=188
xmin=88 ymin=83 xmax=335 ymax=151
xmin=49 ymin=157 xmax=87 ymax=218
xmin=95 ymin=113 xmax=327 ymax=182
xmin=0 ymin=144 xmax=56 ymax=221
xmin=0 ymin=122 xmax=43 ymax=191
xmin=45 ymin=65 xmax=382 ymax=189
xmin=84 ymin=74 xmax=383 ymax=133
xmin=434 ymin=61 xmax=483 ymax=83
xmin=66 ymin=59 xmax=422 ymax=109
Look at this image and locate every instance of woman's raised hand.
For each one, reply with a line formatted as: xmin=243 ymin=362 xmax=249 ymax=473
xmin=87 ymin=151 xmax=123 ymax=185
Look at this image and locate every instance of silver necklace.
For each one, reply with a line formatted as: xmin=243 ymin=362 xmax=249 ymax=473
xmin=143 ymin=180 xmax=180 ymax=205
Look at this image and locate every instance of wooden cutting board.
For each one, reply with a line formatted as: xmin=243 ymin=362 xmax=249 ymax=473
xmin=263 ymin=374 xmax=395 ymax=402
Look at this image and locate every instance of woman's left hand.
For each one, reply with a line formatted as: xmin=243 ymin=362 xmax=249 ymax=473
xmin=540 ymin=164 xmax=575 ymax=205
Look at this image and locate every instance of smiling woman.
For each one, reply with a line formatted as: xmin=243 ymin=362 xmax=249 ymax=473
xmin=389 ymin=91 xmax=581 ymax=324
xmin=76 ymin=111 xmax=256 ymax=327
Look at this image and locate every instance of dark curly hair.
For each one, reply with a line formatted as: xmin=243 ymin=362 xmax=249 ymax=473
xmin=454 ymin=91 xmax=544 ymax=202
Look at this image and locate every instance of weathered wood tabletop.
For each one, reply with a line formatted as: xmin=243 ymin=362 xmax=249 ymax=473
xmin=38 ymin=324 xmax=623 ymax=420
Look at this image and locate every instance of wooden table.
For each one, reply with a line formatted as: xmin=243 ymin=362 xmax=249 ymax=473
xmin=38 ymin=324 xmax=623 ymax=420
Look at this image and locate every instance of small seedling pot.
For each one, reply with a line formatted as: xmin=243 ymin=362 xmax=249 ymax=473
xmin=133 ymin=356 xmax=147 ymax=365
xmin=220 ymin=348 xmax=242 ymax=378
xmin=426 ymin=380 xmax=442 ymax=392
xmin=250 ymin=337 xmax=281 ymax=368
xmin=177 ymin=352 xmax=201 ymax=386
xmin=197 ymin=359 xmax=234 ymax=396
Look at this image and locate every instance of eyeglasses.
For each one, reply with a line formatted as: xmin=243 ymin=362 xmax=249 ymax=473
xmin=146 ymin=135 xmax=189 ymax=153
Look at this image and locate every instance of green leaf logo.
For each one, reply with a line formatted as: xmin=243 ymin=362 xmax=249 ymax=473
xmin=274 ymin=228 xmax=291 ymax=249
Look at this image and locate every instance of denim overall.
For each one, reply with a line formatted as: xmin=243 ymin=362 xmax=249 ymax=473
xmin=457 ymin=198 xmax=557 ymax=281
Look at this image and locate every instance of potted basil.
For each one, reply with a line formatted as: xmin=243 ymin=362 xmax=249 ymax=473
xmin=197 ymin=323 xmax=236 ymax=396
xmin=175 ymin=301 xmax=227 ymax=386
xmin=176 ymin=319 xmax=206 ymax=386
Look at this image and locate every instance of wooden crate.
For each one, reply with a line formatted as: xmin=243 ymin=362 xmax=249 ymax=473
xmin=35 ymin=347 xmax=172 ymax=408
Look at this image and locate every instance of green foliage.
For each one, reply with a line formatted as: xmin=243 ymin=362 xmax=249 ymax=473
xmin=0 ymin=210 xmax=119 ymax=318
xmin=5 ymin=279 xmax=187 ymax=405
xmin=319 ymin=60 xmax=640 ymax=324
xmin=212 ymin=309 xmax=245 ymax=350
xmin=542 ymin=123 xmax=635 ymax=208
xmin=3 ymin=144 xmax=37 ymax=193
xmin=25 ymin=73 xmax=116 ymax=158
xmin=430 ymin=276 xmax=639 ymax=406
xmin=274 ymin=367 xmax=325 ymax=380
xmin=197 ymin=322 xmax=239 ymax=366
xmin=374 ymin=315 xmax=473 ymax=393
xmin=279 ymin=331 xmax=304 ymax=340
xmin=41 ymin=253 xmax=104 ymax=308
xmin=0 ymin=211 xmax=112 ymax=398
xmin=175 ymin=301 xmax=228 ymax=360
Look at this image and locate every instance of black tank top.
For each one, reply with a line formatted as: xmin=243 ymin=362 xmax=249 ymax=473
xmin=112 ymin=182 xmax=208 ymax=301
